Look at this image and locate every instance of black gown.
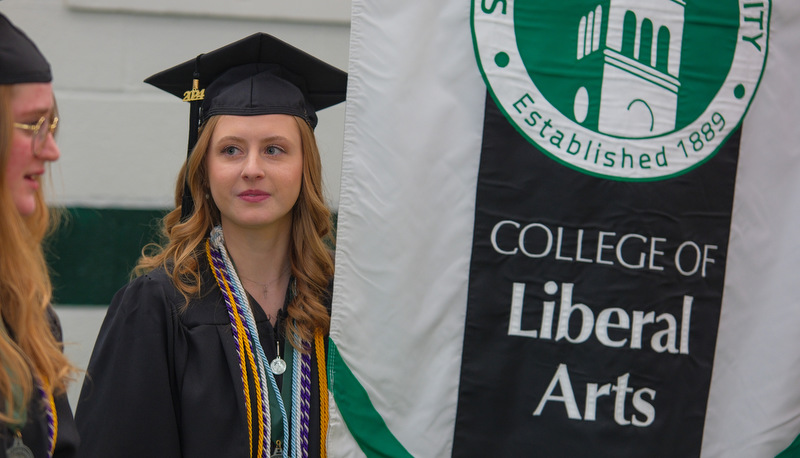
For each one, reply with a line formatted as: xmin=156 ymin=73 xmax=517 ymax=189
xmin=74 ymin=262 xmax=327 ymax=458
xmin=1 ymin=309 xmax=80 ymax=458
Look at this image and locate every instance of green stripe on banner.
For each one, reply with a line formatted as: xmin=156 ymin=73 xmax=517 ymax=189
xmin=328 ymin=339 xmax=412 ymax=458
xmin=777 ymin=434 xmax=800 ymax=458
xmin=45 ymin=207 xmax=167 ymax=305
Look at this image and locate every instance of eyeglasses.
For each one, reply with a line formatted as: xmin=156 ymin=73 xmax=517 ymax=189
xmin=13 ymin=116 xmax=59 ymax=157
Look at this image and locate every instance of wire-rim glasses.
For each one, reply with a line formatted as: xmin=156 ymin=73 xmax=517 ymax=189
xmin=13 ymin=115 xmax=59 ymax=157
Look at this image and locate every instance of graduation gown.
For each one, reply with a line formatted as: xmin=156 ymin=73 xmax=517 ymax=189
xmin=1 ymin=309 xmax=80 ymax=458
xmin=74 ymin=263 xmax=326 ymax=457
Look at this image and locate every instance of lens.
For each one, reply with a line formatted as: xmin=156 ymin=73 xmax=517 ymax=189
xmin=32 ymin=117 xmax=56 ymax=156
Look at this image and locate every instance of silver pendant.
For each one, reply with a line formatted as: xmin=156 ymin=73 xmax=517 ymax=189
xmin=270 ymin=356 xmax=287 ymax=375
xmin=6 ymin=435 xmax=34 ymax=458
xmin=271 ymin=339 xmax=286 ymax=375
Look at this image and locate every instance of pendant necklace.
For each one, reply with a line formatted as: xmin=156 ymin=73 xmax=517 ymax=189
xmin=270 ymin=339 xmax=287 ymax=375
xmin=6 ymin=431 xmax=33 ymax=458
xmin=271 ymin=304 xmax=288 ymax=376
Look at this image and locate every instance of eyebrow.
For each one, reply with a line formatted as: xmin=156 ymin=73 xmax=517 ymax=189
xmin=13 ymin=95 xmax=57 ymax=120
xmin=18 ymin=107 xmax=54 ymax=121
xmin=213 ymin=135 xmax=247 ymax=145
xmin=213 ymin=135 xmax=294 ymax=145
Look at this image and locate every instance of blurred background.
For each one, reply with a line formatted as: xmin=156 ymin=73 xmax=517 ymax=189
xmin=1 ymin=0 xmax=351 ymax=408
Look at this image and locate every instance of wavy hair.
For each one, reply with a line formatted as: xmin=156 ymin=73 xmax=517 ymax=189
xmin=136 ymin=115 xmax=334 ymax=349
xmin=0 ymin=85 xmax=75 ymax=425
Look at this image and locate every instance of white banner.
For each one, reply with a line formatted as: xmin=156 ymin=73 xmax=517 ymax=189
xmin=329 ymin=0 xmax=800 ymax=456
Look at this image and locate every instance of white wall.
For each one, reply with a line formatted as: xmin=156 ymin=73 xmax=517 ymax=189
xmin=2 ymin=0 xmax=351 ymax=409
xmin=54 ymin=306 xmax=107 ymax=410
xmin=2 ymin=0 xmax=350 ymax=209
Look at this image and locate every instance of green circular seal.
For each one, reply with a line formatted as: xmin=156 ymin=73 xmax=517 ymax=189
xmin=472 ymin=0 xmax=770 ymax=181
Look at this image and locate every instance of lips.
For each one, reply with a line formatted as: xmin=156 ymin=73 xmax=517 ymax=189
xmin=24 ymin=171 xmax=43 ymax=187
xmin=238 ymin=189 xmax=270 ymax=202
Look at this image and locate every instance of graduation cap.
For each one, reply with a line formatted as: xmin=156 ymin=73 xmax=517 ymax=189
xmin=0 ymin=12 xmax=52 ymax=84
xmin=143 ymin=33 xmax=347 ymax=220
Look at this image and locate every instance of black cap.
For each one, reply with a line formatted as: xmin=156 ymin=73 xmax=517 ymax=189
xmin=144 ymin=32 xmax=347 ymax=130
xmin=0 ymin=13 xmax=52 ymax=84
xmin=143 ymin=32 xmax=347 ymax=220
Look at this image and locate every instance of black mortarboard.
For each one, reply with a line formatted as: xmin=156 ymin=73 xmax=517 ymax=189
xmin=143 ymin=33 xmax=347 ymax=220
xmin=0 ymin=12 xmax=52 ymax=84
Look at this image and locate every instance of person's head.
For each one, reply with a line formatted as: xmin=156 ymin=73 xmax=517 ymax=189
xmin=0 ymin=12 xmax=73 ymax=425
xmin=0 ymin=13 xmax=60 ymax=221
xmin=145 ymin=33 xmax=346 ymax=222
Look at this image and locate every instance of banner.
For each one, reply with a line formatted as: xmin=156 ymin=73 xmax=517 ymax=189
xmin=330 ymin=0 xmax=800 ymax=456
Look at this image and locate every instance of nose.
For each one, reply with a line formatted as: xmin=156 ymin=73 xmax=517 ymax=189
xmin=241 ymin=151 xmax=265 ymax=179
xmin=37 ymin=133 xmax=61 ymax=161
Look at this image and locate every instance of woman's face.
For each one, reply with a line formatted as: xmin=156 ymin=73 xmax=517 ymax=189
xmin=206 ymin=114 xmax=304 ymax=235
xmin=7 ymin=82 xmax=60 ymax=216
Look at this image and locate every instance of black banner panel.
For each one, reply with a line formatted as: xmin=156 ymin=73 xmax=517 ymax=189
xmin=453 ymin=97 xmax=741 ymax=457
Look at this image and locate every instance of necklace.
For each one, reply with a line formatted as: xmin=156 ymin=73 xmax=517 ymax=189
xmin=239 ymin=266 xmax=291 ymax=298
xmin=271 ymin=340 xmax=287 ymax=375
xmin=206 ymin=226 xmax=312 ymax=458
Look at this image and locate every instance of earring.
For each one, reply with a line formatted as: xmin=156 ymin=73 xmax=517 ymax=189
xmin=205 ymin=193 xmax=210 ymax=199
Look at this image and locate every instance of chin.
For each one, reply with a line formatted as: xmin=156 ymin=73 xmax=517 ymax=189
xmin=15 ymin=200 xmax=37 ymax=217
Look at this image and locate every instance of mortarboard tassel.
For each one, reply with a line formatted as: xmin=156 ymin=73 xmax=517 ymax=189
xmin=180 ymin=55 xmax=205 ymax=221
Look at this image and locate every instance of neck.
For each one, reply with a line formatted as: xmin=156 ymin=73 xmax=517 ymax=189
xmin=220 ymin=222 xmax=292 ymax=322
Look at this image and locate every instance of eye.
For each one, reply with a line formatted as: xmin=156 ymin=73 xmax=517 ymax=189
xmin=221 ymin=145 xmax=242 ymax=156
xmin=265 ymin=145 xmax=286 ymax=156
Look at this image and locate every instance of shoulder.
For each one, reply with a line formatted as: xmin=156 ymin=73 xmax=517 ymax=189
xmin=122 ymin=267 xmax=179 ymax=299
xmin=107 ymin=267 xmax=183 ymax=318
xmin=90 ymin=268 xmax=185 ymax=351
xmin=109 ymin=262 xmax=225 ymax=327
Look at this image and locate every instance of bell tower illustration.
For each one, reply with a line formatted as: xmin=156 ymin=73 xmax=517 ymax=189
xmin=575 ymin=0 xmax=685 ymax=137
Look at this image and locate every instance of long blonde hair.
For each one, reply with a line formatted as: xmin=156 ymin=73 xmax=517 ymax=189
xmin=137 ymin=115 xmax=334 ymax=348
xmin=0 ymin=85 xmax=75 ymax=425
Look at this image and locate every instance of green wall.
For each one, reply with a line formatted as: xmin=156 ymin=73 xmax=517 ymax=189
xmin=46 ymin=207 xmax=167 ymax=305
xmin=46 ymin=207 xmax=338 ymax=305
